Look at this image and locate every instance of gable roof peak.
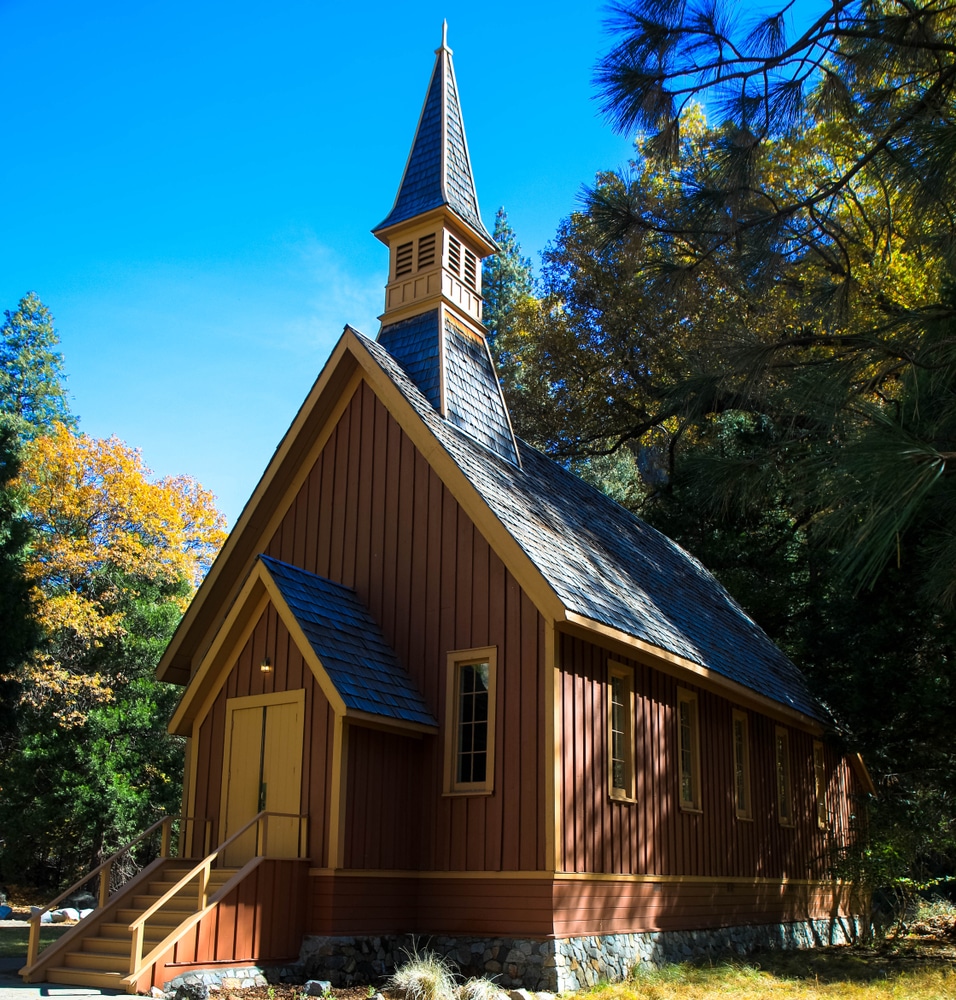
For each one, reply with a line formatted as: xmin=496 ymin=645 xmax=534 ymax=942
xmin=373 ymin=27 xmax=494 ymax=245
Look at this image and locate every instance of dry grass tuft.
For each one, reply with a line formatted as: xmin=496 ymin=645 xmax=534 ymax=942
xmin=457 ymin=978 xmax=506 ymax=1000
xmin=387 ymin=947 xmax=458 ymax=1000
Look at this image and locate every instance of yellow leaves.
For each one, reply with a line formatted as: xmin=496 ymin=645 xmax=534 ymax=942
xmin=14 ymin=660 xmax=114 ymax=726
xmin=10 ymin=423 xmax=227 ymax=715
xmin=17 ymin=423 xmax=227 ymax=603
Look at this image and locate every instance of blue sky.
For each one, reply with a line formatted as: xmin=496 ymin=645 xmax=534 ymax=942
xmin=1 ymin=0 xmax=813 ymax=525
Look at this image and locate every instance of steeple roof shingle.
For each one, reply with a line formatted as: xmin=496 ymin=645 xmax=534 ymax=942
xmin=374 ymin=25 xmax=493 ymax=244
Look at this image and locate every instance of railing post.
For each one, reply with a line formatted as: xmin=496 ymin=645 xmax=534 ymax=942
xmin=99 ymin=863 xmax=111 ymax=908
xmin=260 ymin=814 xmax=269 ymax=857
xmin=26 ymin=917 xmax=40 ymax=969
xmin=130 ymin=922 xmax=144 ymax=977
xmin=161 ymin=817 xmax=172 ymax=858
xmin=197 ymin=861 xmax=211 ymax=910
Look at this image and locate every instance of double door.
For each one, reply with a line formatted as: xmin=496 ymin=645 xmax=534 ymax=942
xmin=220 ymin=691 xmax=304 ymax=864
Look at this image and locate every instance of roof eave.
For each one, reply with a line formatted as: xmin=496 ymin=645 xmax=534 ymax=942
xmin=559 ymin=611 xmax=826 ymax=733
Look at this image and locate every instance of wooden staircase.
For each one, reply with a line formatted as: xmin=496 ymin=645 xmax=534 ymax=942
xmin=40 ymin=862 xmax=238 ymax=989
xmin=22 ymin=811 xmax=307 ymax=993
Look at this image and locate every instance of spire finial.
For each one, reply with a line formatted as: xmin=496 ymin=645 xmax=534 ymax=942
xmin=439 ymin=20 xmax=451 ymax=54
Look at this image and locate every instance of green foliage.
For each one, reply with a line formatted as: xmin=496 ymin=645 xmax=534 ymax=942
xmin=0 ymin=292 xmax=74 ymax=440
xmin=0 ymin=420 xmax=38 ymax=738
xmin=482 ymin=207 xmax=534 ymax=345
xmin=0 ymin=573 xmax=188 ymax=887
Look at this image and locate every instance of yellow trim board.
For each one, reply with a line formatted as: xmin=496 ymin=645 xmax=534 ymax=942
xmin=303 ymin=868 xmax=846 ymax=889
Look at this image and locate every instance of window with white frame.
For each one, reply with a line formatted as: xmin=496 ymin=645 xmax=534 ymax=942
xmin=444 ymin=647 xmax=497 ymax=794
xmin=608 ymin=662 xmax=636 ymax=801
xmin=677 ymin=688 xmax=701 ymax=810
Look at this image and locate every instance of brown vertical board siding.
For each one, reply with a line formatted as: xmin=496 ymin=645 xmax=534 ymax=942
xmin=557 ymin=634 xmax=858 ymax=890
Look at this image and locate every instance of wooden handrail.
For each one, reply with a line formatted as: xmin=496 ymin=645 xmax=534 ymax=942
xmin=127 ymin=811 xmax=306 ymax=979
xmin=26 ymin=815 xmax=181 ymax=971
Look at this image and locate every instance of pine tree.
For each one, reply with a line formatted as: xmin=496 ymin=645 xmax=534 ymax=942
xmin=0 ymin=292 xmax=74 ymax=440
xmin=482 ymin=208 xmax=534 ymax=344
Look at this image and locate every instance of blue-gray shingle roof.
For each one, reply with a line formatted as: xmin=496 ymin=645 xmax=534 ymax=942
xmin=379 ymin=311 xmax=442 ymax=410
xmin=443 ymin=316 xmax=518 ymax=464
xmin=374 ymin=40 xmax=493 ymax=243
xmin=355 ymin=330 xmax=825 ymax=723
xmin=260 ymin=554 xmax=437 ymax=728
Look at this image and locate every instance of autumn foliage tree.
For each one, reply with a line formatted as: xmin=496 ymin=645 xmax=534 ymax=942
xmin=0 ymin=301 xmax=228 ymax=887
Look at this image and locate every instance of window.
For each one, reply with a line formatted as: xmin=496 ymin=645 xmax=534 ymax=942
xmin=775 ymin=726 xmax=793 ymax=825
xmin=732 ymin=710 xmax=752 ymax=820
xmin=444 ymin=647 xmax=497 ymax=794
xmin=813 ymin=740 xmax=828 ymax=829
xmin=608 ymin=662 xmax=635 ymax=801
xmin=677 ymin=689 xmax=700 ymax=810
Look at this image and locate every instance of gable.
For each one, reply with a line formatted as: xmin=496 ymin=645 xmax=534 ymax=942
xmin=169 ymin=554 xmax=437 ymax=736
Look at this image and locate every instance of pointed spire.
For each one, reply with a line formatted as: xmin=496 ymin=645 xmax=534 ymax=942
xmin=373 ymin=25 xmax=494 ymax=244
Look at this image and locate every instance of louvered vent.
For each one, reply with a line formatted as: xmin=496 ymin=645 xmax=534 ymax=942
xmin=447 ymin=234 xmax=461 ymax=275
xmin=418 ymin=233 xmax=436 ymax=269
xmin=464 ymin=249 xmax=477 ymax=289
xmin=396 ymin=242 xmax=414 ymax=277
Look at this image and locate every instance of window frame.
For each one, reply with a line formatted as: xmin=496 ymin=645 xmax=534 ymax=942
xmin=775 ymin=726 xmax=794 ymax=826
xmin=813 ymin=739 xmax=828 ymax=830
xmin=677 ymin=688 xmax=701 ymax=812
xmin=732 ymin=709 xmax=753 ymax=821
xmin=443 ymin=646 xmax=497 ymax=796
xmin=608 ymin=661 xmax=636 ymax=803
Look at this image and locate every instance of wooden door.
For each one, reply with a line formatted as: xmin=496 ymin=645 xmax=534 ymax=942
xmin=221 ymin=691 xmax=305 ymax=865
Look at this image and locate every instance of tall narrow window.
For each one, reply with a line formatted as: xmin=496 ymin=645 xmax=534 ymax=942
xmin=444 ymin=647 xmax=497 ymax=794
xmin=775 ymin=726 xmax=793 ymax=825
xmin=608 ymin=662 xmax=635 ymax=801
xmin=732 ymin=709 xmax=752 ymax=820
xmin=813 ymin=740 xmax=828 ymax=829
xmin=677 ymin=689 xmax=700 ymax=810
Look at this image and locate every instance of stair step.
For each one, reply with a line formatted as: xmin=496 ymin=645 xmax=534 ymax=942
xmin=63 ymin=951 xmax=128 ymax=973
xmin=79 ymin=935 xmax=130 ymax=955
xmin=101 ymin=921 xmax=169 ymax=942
xmin=45 ymin=967 xmax=127 ymax=990
xmin=117 ymin=906 xmax=194 ymax=924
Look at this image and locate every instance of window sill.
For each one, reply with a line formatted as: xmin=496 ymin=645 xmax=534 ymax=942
xmin=442 ymin=788 xmax=494 ymax=798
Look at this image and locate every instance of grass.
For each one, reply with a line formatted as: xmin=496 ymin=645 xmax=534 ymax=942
xmin=387 ymin=947 xmax=459 ymax=1000
xmin=585 ymin=945 xmax=956 ymax=1000
xmin=0 ymin=923 xmax=71 ymax=960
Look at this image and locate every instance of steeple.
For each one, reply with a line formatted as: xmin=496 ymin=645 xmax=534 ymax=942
xmin=373 ymin=28 xmax=519 ymax=467
xmin=374 ymin=22 xmax=495 ymax=250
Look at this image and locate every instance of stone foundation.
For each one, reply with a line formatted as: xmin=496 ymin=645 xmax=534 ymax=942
xmin=297 ymin=918 xmax=861 ymax=992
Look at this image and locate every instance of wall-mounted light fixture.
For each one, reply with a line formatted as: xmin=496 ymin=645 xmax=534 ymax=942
xmin=260 ymin=658 xmax=272 ymax=673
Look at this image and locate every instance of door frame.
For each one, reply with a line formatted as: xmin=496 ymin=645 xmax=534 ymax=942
xmin=219 ymin=688 xmax=306 ymax=856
